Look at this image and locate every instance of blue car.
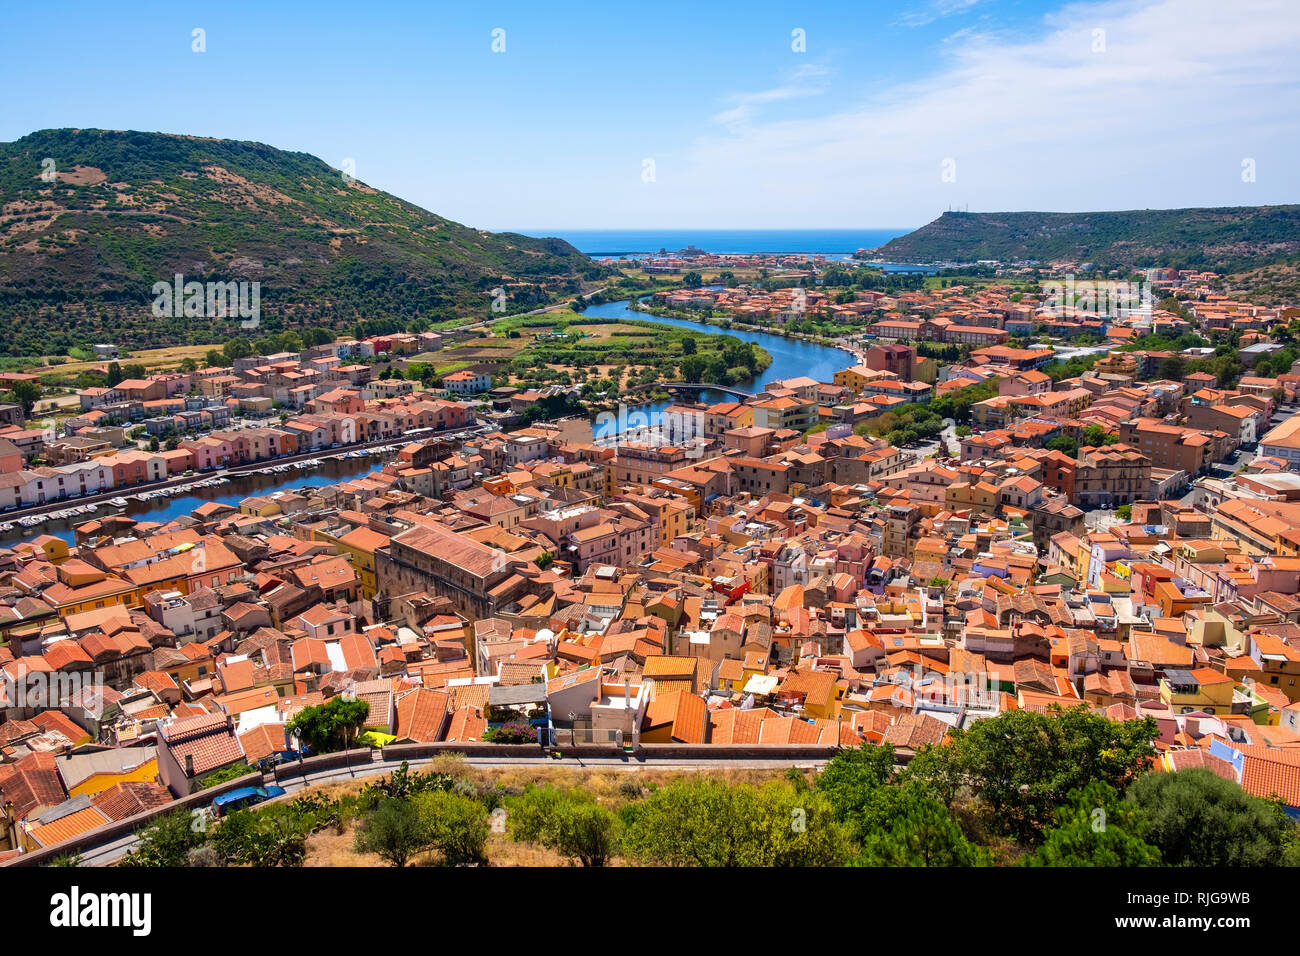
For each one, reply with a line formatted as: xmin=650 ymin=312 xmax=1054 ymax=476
xmin=211 ymin=785 xmax=287 ymax=817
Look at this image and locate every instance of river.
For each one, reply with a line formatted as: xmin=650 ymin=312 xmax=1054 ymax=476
xmin=5 ymin=301 xmax=849 ymax=547
xmin=582 ymin=297 xmax=850 ymax=437
xmin=1 ymin=453 xmax=391 ymax=548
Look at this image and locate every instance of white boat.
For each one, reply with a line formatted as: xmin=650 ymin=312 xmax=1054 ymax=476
xmin=110 ymin=497 xmax=128 ymax=507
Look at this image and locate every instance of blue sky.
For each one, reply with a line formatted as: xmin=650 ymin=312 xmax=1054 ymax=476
xmin=2 ymin=0 xmax=1296 ymax=231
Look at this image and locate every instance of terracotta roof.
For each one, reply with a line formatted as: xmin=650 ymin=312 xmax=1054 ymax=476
xmin=393 ymin=687 xmax=450 ymax=742
xmin=1237 ymin=745 xmax=1300 ymax=808
xmin=91 ymin=781 xmax=174 ymax=821
xmin=160 ymin=712 xmax=244 ymax=777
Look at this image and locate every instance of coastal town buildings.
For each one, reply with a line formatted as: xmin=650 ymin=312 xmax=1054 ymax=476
xmin=1 ymin=263 xmax=1300 ymax=861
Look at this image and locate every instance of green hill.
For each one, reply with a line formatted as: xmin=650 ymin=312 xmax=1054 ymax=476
xmin=868 ymin=206 xmax=1300 ymax=272
xmin=0 ymin=129 xmax=604 ymax=356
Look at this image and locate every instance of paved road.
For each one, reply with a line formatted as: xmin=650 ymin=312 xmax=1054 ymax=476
xmin=906 ymin=419 xmax=959 ymax=461
xmin=1266 ymin=402 xmax=1298 ymax=432
xmin=1051 ymin=343 xmax=1113 ymax=360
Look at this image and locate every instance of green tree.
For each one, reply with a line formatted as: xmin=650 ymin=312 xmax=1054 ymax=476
xmin=3 ymin=380 xmax=41 ymax=416
xmin=1026 ymin=782 xmax=1161 ymax=866
xmin=816 ymin=743 xmax=897 ymax=827
xmin=287 ymin=695 xmax=370 ymax=754
xmin=360 ymin=761 xmax=454 ymax=802
xmin=510 ymin=787 xmax=621 ymax=866
xmin=1045 ymin=435 xmax=1079 ymax=457
xmin=1157 ymin=355 xmax=1186 ymax=380
xmin=621 ymin=779 xmax=851 ymax=867
xmin=1128 ymin=768 xmax=1291 ymax=866
xmin=212 ymin=805 xmax=312 ymax=867
xmin=1081 ymin=424 xmax=1117 ymax=447
xmin=678 ymin=354 xmax=707 ymax=382
xmin=856 ymin=786 xmax=989 ymax=867
xmin=303 ymin=328 xmax=334 ymax=347
xmin=906 ymin=707 xmax=1158 ymax=843
xmin=680 ymin=336 xmax=697 ymax=355
xmin=416 ymin=791 xmax=490 ymax=865
xmin=222 ymin=337 xmax=252 ymax=362
xmin=120 ymin=809 xmax=207 ymax=867
xmin=354 ymin=797 xmax=434 ymax=867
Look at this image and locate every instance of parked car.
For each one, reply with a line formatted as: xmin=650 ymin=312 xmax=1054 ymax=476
xmin=211 ymin=785 xmax=286 ymax=817
xmin=255 ymin=748 xmax=309 ymax=772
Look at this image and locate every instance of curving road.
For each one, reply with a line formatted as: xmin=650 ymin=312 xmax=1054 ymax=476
xmin=73 ymin=750 xmax=836 ymax=867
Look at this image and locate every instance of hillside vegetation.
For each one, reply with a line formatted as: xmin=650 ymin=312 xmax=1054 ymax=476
xmin=0 ymin=129 xmax=605 ymax=356
xmin=870 ymin=206 xmax=1300 ymax=273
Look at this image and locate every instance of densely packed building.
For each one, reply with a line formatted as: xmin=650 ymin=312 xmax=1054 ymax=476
xmin=2 ymin=272 xmax=1300 ymax=856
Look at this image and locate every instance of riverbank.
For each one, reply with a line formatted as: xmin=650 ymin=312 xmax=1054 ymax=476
xmin=628 ymin=298 xmax=856 ymax=351
xmin=579 ymin=298 xmax=852 ymax=437
xmin=0 ymin=437 xmax=411 ymax=547
xmin=491 ymin=310 xmax=774 ymax=394
xmin=4 ymin=298 xmax=856 ymax=545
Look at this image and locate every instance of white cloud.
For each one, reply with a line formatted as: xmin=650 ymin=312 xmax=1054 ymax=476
xmin=657 ymin=0 xmax=1300 ymax=227
xmin=897 ymin=0 xmax=985 ymax=28
xmin=712 ymin=62 xmax=831 ymax=130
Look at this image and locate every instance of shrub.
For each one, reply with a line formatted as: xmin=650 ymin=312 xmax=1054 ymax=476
xmin=354 ymin=797 xmax=434 ymax=868
xmin=509 ymin=787 xmax=621 ymax=866
xmin=483 ymin=721 xmax=538 ymax=744
xmin=416 ymin=791 xmax=490 ymax=865
xmin=620 ymin=779 xmax=851 ymax=867
xmin=1128 ymin=769 xmax=1295 ymax=866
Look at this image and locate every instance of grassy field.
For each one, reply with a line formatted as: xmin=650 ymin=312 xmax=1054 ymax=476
xmin=570 ymin=323 xmax=656 ymax=340
xmin=15 ymin=298 xmax=760 ymax=401
xmin=23 ymin=344 xmax=215 ymax=378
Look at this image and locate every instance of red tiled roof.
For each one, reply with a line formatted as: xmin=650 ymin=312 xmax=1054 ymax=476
xmin=161 ymin=712 xmax=244 ymax=777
